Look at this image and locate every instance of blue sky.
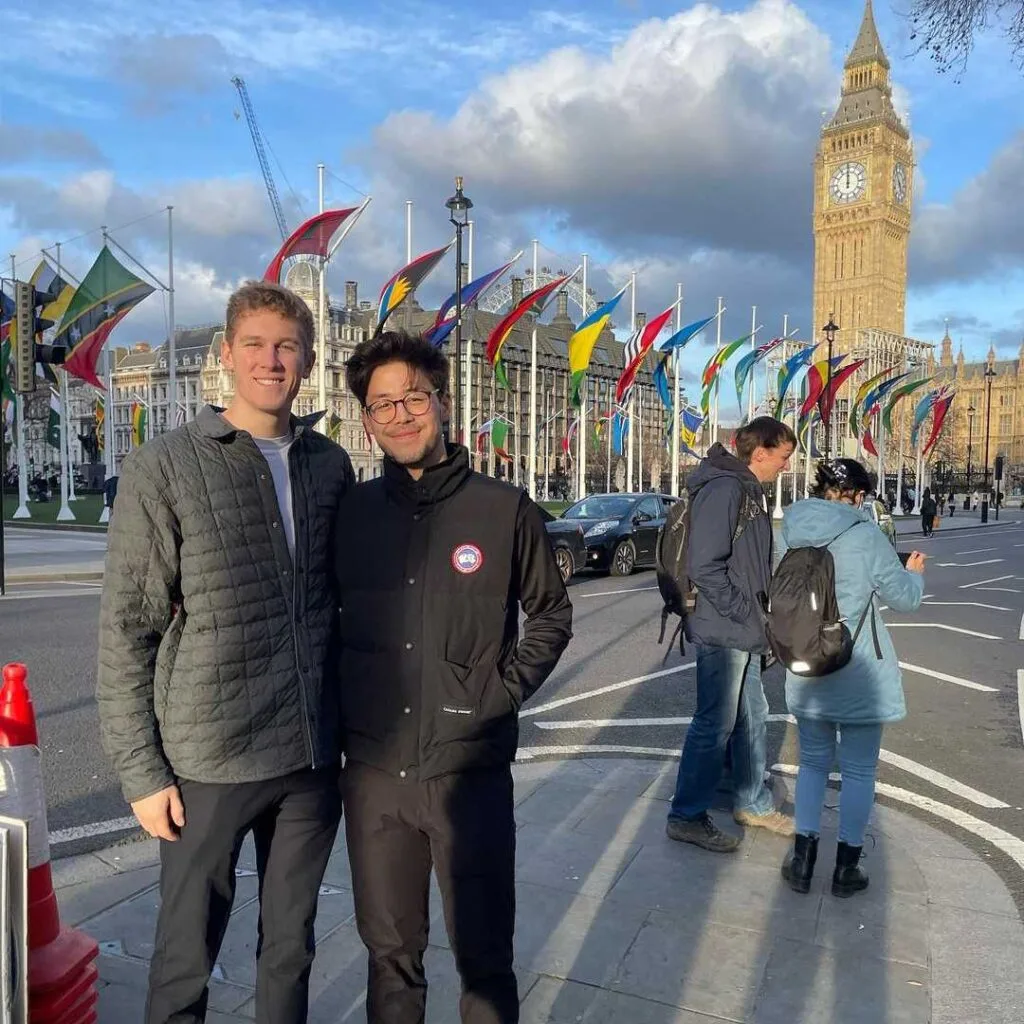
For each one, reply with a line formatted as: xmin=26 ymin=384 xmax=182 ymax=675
xmin=1 ymin=0 xmax=1023 ymax=374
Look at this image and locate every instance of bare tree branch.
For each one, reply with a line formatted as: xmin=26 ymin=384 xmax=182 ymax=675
xmin=904 ymin=0 xmax=1024 ymax=76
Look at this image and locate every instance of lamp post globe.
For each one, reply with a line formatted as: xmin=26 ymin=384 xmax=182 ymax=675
xmin=445 ymin=177 xmax=473 ymax=445
xmin=965 ymin=403 xmax=976 ymax=506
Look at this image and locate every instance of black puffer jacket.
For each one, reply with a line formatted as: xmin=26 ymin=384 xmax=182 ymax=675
xmin=97 ymin=405 xmax=354 ymax=803
xmin=333 ymin=445 xmax=573 ymax=781
xmin=684 ymin=442 xmax=772 ymax=653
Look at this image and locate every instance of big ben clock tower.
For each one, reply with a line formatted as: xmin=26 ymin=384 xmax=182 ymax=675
xmin=812 ymin=0 xmax=913 ymax=344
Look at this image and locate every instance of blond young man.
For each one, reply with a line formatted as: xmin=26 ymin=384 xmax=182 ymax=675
xmin=97 ymin=281 xmax=354 ymax=1024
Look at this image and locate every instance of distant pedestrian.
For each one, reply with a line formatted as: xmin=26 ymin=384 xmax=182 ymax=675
xmin=102 ymin=473 xmax=119 ymax=512
xmin=666 ymin=416 xmax=797 ymax=853
xmin=97 ymin=281 xmax=355 ymax=1024
xmin=920 ymin=488 xmax=936 ymax=536
xmin=779 ymin=459 xmax=924 ymax=898
xmin=947 ymin=491 xmax=955 ymax=516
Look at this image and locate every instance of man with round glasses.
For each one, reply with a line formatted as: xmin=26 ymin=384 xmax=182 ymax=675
xmin=333 ymin=330 xmax=573 ymax=1024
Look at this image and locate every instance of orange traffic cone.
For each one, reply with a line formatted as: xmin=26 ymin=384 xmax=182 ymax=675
xmin=0 ymin=663 xmax=99 ymax=1023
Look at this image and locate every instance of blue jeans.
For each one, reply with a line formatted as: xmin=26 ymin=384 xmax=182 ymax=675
xmin=794 ymin=718 xmax=883 ymax=845
xmin=669 ymin=645 xmax=773 ymax=820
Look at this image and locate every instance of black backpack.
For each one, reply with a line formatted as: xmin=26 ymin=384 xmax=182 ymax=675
xmin=763 ymin=525 xmax=882 ymax=678
xmin=655 ymin=497 xmax=697 ymax=660
xmin=655 ymin=493 xmax=747 ymax=662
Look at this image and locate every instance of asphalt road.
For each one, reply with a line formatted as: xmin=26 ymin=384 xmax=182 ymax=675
xmin=1 ymin=515 xmax=1022 ymax=913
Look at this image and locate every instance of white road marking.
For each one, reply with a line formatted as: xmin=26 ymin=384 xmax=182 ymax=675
xmin=49 ymin=816 xmax=138 ymax=846
xmin=518 ymin=744 xmax=682 ymax=760
xmin=922 ymin=601 xmax=1013 ymax=612
xmin=534 ymin=713 xmax=796 ymax=731
xmin=880 ymin=593 xmax=933 ymax=611
xmin=1020 ymin=613 xmax=1024 ymax=641
xmin=771 ymin=764 xmax=1024 ymax=870
xmin=875 ymin=750 xmax=1009 ymax=808
xmin=955 ymin=548 xmax=997 ymax=555
xmin=935 ymin=559 xmax=1004 ymax=567
xmin=0 ymin=589 xmax=103 ymax=602
xmin=886 ymin=623 xmax=1001 ymax=640
xmin=521 ymin=663 xmax=696 ymax=718
xmin=1018 ymin=671 xmax=1024 ymax=746
xmin=974 ymin=587 xmax=1022 ymax=594
xmin=575 ymin=585 xmax=658 ymax=599
xmin=898 ymin=662 xmax=999 ymax=692
xmin=960 ymin=574 xmax=1015 ymax=590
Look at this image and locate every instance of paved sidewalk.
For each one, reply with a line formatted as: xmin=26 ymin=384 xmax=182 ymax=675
xmin=54 ymin=758 xmax=1024 ymax=1023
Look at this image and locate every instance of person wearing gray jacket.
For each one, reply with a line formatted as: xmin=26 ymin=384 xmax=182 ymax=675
xmin=97 ymin=281 xmax=354 ymax=1024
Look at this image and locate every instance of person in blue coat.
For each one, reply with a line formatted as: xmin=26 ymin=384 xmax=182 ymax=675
xmin=778 ymin=459 xmax=925 ymax=898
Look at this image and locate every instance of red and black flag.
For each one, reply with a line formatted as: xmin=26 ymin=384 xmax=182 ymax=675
xmin=263 ymin=208 xmax=361 ymax=284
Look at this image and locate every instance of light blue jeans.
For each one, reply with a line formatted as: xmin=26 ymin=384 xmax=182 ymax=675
xmin=669 ymin=645 xmax=774 ymax=820
xmin=794 ymin=718 xmax=883 ymax=845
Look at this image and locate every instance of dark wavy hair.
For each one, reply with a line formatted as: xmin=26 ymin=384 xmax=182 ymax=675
xmin=345 ymin=330 xmax=449 ymax=407
xmin=811 ymin=458 xmax=876 ymax=500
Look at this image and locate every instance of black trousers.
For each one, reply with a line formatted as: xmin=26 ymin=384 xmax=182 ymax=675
xmin=341 ymin=762 xmax=518 ymax=1024
xmin=146 ymin=767 xmax=342 ymax=1024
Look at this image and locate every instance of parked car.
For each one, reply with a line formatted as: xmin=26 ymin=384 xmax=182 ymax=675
xmin=559 ymin=493 xmax=676 ymax=576
xmin=868 ymin=497 xmax=897 ymax=548
xmin=540 ymin=508 xmax=588 ymax=584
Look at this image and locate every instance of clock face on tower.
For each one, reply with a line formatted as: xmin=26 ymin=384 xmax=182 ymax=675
xmin=892 ymin=162 xmax=908 ymax=204
xmin=829 ymin=161 xmax=867 ymax=203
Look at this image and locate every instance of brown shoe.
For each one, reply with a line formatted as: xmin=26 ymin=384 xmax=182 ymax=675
xmin=734 ymin=808 xmax=795 ymax=836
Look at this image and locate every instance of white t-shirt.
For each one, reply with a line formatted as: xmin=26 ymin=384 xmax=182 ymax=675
xmin=254 ymin=433 xmax=296 ymax=556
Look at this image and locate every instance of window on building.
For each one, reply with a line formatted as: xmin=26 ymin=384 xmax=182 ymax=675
xmin=999 ymin=414 xmax=1012 ymax=435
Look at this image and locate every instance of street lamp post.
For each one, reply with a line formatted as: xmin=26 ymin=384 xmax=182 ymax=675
xmin=965 ymin=403 xmax=975 ymax=508
xmin=445 ymin=176 xmax=473 ymax=444
xmin=822 ymin=314 xmax=839 ymax=459
xmin=981 ymin=366 xmax=996 ymax=524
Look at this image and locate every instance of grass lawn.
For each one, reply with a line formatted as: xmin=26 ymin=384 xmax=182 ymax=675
xmin=2 ymin=492 xmax=107 ymax=528
xmin=539 ymin=501 xmax=571 ymax=516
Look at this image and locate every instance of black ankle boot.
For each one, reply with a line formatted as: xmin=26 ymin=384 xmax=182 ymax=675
xmin=781 ymin=833 xmax=818 ymax=894
xmin=832 ymin=841 xmax=870 ymax=898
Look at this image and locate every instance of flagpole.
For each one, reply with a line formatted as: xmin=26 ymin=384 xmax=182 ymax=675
xmin=605 ymin=379 xmax=613 ymax=493
xmin=463 ymin=219 xmax=473 ymax=460
xmin=748 ymin=305 xmax=757 ymax=421
xmin=53 ymin=243 xmax=78 ymax=503
xmin=167 ymin=205 xmax=177 ymax=429
xmin=404 ymin=200 xmax=413 ymax=335
xmin=528 ymin=239 xmax=539 ymax=500
xmin=13 ymin=392 xmax=29 ymax=518
xmin=315 ymin=165 xmax=328 ymax=431
xmin=804 ymin=417 xmax=813 ymax=498
xmin=638 ymin=384 xmax=645 ymax=490
xmin=773 ymin=320 xmax=787 ymax=520
xmin=787 ymin=316 xmax=799 ymax=502
xmin=578 ymin=253 xmax=589 ymax=500
xmin=49 ymin=242 xmax=75 ymax=521
xmin=712 ymin=296 xmax=723 ymax=444
xmin=912 ymin=429 xmax=923 ymax=515
xmin=627 ymin=269 xmax=636 ymax=492
xmin=878 ymin=405 xmax=886 ymax=501
xmin=671 ymin=283 xmax=682 ymax=497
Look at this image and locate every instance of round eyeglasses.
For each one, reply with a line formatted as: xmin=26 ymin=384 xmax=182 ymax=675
xmin=365 ymin=390 xmax=437 ymax=425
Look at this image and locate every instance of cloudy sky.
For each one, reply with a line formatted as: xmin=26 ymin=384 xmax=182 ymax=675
xmin=2 ymin=0 xmax=1022 ymax=380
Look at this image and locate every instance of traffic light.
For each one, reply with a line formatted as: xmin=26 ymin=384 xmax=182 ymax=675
xmin=994 ymin=455 xmax=1004 ymax=481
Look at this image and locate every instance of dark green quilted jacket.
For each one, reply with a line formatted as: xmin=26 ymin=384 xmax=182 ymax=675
xmin=97 ymin=405 xmax=354 ymax=803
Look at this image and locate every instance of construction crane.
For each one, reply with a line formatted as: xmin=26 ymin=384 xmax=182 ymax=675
xmin=231 ymin=76 xmax=289 ymax=241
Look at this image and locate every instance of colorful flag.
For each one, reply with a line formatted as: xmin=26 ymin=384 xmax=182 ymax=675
xmin=561 ymin=417 xmax=580 ymax=457
xmin=54 ymin=246 xmax=155 ymax=389
xmin=47 ymin=390 xmax=61 ymax=448
xmin=263 ymin=208 xmax=361 ymax=284
xmin=911 ymin=389 xmax=941 ymax=449
xmin=774 ymin=345 xmax=818 ymax=418
xmin=652 ymin=353 xmax=672 ymax=411
xmin=485 ymin=275 xmax=570 ymax=390
xmin=476 ymin=418 xmax=512 ymax=461
xmin=734 ymin=337 xmax=784 ymax=413
xmin=615 ymin=304 xmax=676 ymax=406
xmin=95 ymin=395 xmax=105 ymax=453
xmin=131 ymin=401 xmax=147 ymax=447
xmin=817 ymin=358 xmax=866 ymax=425
xmin=0 ymin=339 xmax=13 ymax=401
xmin=568 ymin=285 xmax=630 ymax=406
xmin=30 ymin=260 xmax=75 ymax=327
xmin=656 ymin=314 xmax=716 ymax=354
xmin=881 ymin=375 xmax=935 ymax=433
xmin=612 ymin=410 xmax=629 ymax=456
xmin=327 ymin=412 xmax=342 ymax=441
xmin=849 ymin=366 xmax=897 ymax=437
xmin=798 ymin=411 xmax=823 ymax=458
xmin=923 ymin=394 xmax=955 ymax=456
xmin=701 ymin=333 xmax=753 ymax=391
xmin=862 ymin=423 xmax=878 ymax=457
xmin=375 ymin=241 xmax=455 ymax=335
xmin=862 ymin=372 xmax=911 ymax=422
xmin=799 ymin=355 xmax=846 ymax=419
xmin=680 ymin=407 xmax=705 ymax=453
xmin=424 ymin=256 xmax=520 ymax=347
